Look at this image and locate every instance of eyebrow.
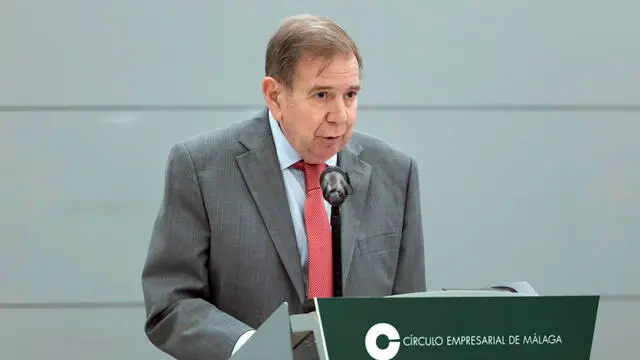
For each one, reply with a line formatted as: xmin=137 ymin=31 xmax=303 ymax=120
xmin=309 ymin=85 xmax=361 ymax=93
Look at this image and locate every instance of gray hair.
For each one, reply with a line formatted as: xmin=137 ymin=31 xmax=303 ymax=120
xmin=265 ymin=14 xmax=362 ymax=89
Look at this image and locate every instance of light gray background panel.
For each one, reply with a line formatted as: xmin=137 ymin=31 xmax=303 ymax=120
xmin=590 ymin=296 xmax=640 ymax=360
xmin=1 ymin=110 xmax=638 ymax=303
xmin=0 ymin=308 xmax=173 ymax=360
xmin=1 ymin=1 xmax=639 ymax=106
xmin=0 ymin=111 xmax=241 ymax=303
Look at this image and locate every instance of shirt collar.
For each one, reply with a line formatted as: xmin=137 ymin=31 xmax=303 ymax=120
xmin=268 ymin=111 xmax=338 ymax=170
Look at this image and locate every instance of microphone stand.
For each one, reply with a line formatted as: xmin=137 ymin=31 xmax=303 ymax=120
xmin=302 ymin=205 xmax=343 ymax=313
xmin=302 ymin=205 xmax=342 ymax=313
xmin=330 ymin=205 xmax=342 ymax=297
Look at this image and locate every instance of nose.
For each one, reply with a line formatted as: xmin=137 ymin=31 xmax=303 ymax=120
xmin=327 ymin=98 xmax=348 ymax=124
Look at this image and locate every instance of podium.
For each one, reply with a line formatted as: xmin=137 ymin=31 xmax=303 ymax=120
xmin=231 ymin=288 xmax=599 ymax=360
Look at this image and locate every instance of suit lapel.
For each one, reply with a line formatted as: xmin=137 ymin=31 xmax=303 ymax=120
xmin=337 ymin=138 xmax=372 ymax=292
xmin=236 ymin=112 xmax=305 ymax=302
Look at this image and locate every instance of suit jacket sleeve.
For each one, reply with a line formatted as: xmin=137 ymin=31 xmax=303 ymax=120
xmin=392 ymin=157 xmax=427 ymax=294
xmin=141 ymin=143 xmax=252 ymax=360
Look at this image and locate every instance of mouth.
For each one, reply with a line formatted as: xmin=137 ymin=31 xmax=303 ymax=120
xmin=322 ymin=136 xmax=341 ymax=140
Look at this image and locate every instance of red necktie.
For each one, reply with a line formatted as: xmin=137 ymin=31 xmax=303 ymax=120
xmin=292 ymin=161 xmax=333 ymax=298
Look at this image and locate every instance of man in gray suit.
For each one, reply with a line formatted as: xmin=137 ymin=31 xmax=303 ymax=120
xmin=141 ymin=14 xmax=425 ymax=360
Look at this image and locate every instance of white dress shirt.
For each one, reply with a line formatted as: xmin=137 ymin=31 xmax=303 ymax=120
xmin=231 ymin=112 xmax=337 ymax=357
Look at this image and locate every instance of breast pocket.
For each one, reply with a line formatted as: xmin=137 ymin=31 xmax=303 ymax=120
xmin=357 ymin=232 xmax=400 ymax=256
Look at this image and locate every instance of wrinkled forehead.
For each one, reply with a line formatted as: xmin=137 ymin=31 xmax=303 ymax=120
xmin=293 ymin=53 xmax=361 ymax=90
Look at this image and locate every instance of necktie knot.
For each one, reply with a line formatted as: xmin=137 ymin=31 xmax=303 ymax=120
xmin=292 ymin=161 xmax=326 ymax=192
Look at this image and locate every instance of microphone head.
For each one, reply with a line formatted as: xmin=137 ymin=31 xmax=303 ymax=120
xmin=319 ymin=166 xmax=352 ymax=206
xmin=327 ymin=190 xmax=345 ymax=206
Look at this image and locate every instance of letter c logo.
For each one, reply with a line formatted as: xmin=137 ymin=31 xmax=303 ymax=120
xmin=365 ymin=323 xmax=401 ymax=360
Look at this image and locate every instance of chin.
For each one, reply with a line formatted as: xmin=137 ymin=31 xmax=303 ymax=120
xmin=307 ymin=150 xmax=335 ymax=164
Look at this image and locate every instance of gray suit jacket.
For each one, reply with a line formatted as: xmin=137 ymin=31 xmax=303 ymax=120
xmin=141 ymin=109 xmax=425 ymax=360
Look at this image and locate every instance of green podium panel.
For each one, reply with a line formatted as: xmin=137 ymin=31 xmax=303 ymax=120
xmin=316 ymin=296 xmax=599 ymax=360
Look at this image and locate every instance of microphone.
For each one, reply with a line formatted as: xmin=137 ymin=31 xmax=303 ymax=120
xmin=319 ymin=166 xmax=353 ymax=206
xmin=319 ymin=165 xmax=352 ymax=299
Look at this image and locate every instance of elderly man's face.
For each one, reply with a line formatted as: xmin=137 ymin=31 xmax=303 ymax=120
xmin=266 ymin=53 xmax=360 ymax=164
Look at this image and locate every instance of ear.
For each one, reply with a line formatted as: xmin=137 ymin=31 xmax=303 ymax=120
xmin=261 ymin=77 xmax=285 ymax=120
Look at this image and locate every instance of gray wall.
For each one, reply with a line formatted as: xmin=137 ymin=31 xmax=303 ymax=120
xmin=1 ymin=1 xmax=638 ymax=359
